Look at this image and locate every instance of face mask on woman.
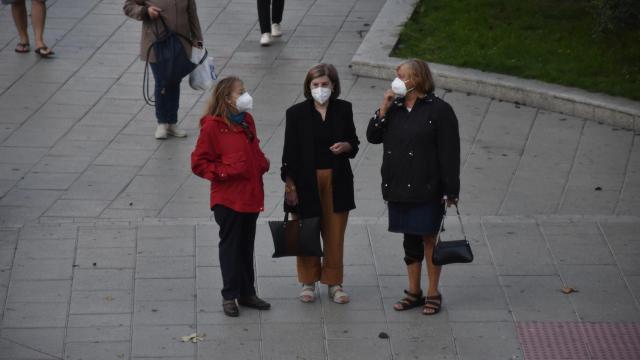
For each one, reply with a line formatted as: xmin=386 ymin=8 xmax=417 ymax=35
xmin=391 ymin=77 xmax=412 ymax=96
xmin=235 ymin=92 xmax=253 ymax=112
xmin=311 ymin=87 xmax=332 ymax=104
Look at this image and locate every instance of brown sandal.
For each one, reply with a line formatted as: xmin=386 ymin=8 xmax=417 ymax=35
xmin=393 ymin=290 xmax=425 ymax=311
xmin=423 ymin=294 xmax=442 ymax=315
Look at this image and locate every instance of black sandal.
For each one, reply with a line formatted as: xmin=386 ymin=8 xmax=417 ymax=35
xmin=34 ymin=47 xmax=55 ymax=58
xmin=423 ymin=294 xmax=442 ymax=315
xmin=222 ymin=299 xmax=239 ymax=317
xmin=15 ymin=42 xmax=30 ymax=53
xmin=393 ymin=290 xmax=425 ymax=311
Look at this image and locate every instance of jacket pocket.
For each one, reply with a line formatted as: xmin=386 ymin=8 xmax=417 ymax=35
xmin=216 ymin=151 xmax=249 ymax=181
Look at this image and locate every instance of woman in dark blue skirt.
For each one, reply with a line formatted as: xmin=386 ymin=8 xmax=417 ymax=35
xmin=366 ymin=59 xmax=460 ymax=315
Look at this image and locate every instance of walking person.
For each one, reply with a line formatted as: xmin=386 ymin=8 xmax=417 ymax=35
xmin=281 ymin=63 xmax=359 ymax=304
xmin=123 ymin=0 xmax=203 ymax=139
xmin=366 ymin=59 xmax=460 ymax=315
xmin=191 ymin=76 xmax=271 ymax=317
xmin=4 ymin=0 xmax=54 ymax=57
xmin=257 ymin=0 xmax=284 ymax=46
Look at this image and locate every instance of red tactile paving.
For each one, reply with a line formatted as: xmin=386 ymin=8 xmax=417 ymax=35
xmin=517 ymin=322 xmax=640 ymax=360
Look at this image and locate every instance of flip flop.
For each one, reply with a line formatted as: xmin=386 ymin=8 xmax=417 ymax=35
xmin=34 ymin=47 xmax=55 ymax=58
xmin=15 ymin=42 xmax=30 ymax=53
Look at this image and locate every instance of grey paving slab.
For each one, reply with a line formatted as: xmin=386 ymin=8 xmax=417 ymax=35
xmin=136 ymin=256 xmax=195 ymax=279
xmin=2 ymin=301 xmax=68 ymax=327
xmin=131 ymin=325 xmax=196 ymax=358
xmin=451 ymin=322 xmax=523 ymax=360
xmin=64 ymin=342 xmax=130 ymax=360
xmin=65 ymin=326 xmax=131 ymax=343
xmin=69 ymin=290 xmax=132 ymax=314
xmin=135 ymin=278 xmax=195 ymax=301
xmin=75 ymin=247 xmax=135 ymax=269
xmin=0 ymin=328 xmax=64 ymax=359
xmin=134 ymin=300 xmax=195 ymax=326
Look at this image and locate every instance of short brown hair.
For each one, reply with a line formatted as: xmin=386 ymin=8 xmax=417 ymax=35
xmin=397 ymin=59 xmax=435 ymax=94
xmin=303 ymin=63 xmax=341 ymax=100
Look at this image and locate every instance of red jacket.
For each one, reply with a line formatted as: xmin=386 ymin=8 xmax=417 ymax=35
xmin=191 ymin=113 xmax=269 ymax=213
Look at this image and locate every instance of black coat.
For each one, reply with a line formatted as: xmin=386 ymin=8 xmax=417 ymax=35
xmin=366 ymin=93 xmax=460 ymax=203
xmin=280 ymin=98 xmax=359 ymax=218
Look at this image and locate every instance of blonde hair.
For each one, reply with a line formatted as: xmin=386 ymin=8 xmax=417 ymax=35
xmin=396 ymin=59 xmax=435 ymax=94
xmin=201 ymin=76 xmax=241 ymax=127
xmin=303 ymin=63 xmax=341 ymax=100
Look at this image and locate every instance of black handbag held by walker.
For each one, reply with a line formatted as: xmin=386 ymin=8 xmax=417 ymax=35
xmin=432 ymin=204 xmax=473 ymax=266
xmin=269 ymin=212 xmax=322 ymax=258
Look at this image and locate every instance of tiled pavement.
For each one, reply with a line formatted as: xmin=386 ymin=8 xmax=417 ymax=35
xmin=1 ymin=0 xmax=639 ymax=359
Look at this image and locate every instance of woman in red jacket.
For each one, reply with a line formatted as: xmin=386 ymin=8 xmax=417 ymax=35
xmin=191 ymin=76 xmax=270 ymax=317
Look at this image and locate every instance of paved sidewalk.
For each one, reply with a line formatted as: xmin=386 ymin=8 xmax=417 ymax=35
xmin=1 ymin=0 xmax=639 ymax=359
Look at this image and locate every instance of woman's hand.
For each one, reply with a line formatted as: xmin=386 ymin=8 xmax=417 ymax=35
xmin=442 ymin=196 xmax=459 ymax=207
xmin=147 ymin=5 xmax=162 ymax=19
xmin=329 ymin=142 xmax=352 ymax=155
xmin=285 ymin=190 xmax=299 ymax=207
xmin=379 ymin=89 xmax=395 ymax=117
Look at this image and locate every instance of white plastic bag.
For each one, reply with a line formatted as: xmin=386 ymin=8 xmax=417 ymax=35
xmin=189 ymin=47 xmax=217 ymax=91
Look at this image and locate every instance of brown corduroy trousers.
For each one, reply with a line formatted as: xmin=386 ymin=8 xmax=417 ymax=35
xmin=297 ymin=169 xmax=349 ymax=285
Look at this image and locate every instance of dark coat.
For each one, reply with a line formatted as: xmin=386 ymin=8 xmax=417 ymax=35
xmin=366 ymin=93 xmax=460 ymax=203
xmin=280 ymin=98 xmax=359 ymax=218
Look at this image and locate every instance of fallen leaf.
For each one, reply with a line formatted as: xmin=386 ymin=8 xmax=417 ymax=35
xmin=104 ymin=295 xmax=114 ymax=301
xmin=181 ymin=333 xmax=205 ymax=343
xmin=561 ymin=287 xmax=578 ymax=294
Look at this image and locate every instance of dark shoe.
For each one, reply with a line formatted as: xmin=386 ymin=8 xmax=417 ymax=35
xmin=393 ymin=289 xmax=425 ymax=311
xmin=15 ymin=42 xmax=30 ymax=53
xmin=238 ymin=295 xmax=271 ymax=310
xmin=34 ymin=46 xmax=55 ymax=58
xmin=423 ymin=293 xmax=442 ymax=315
xmin=222 ymin=300 xmax=239 ymax=317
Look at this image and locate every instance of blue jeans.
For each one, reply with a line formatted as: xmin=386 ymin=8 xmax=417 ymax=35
xmin=149 ymin=62 xmax=181 ymax=125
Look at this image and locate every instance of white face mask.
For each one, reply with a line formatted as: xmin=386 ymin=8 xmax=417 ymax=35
xmin=235 ymin=92 xmax=253 ymax=112
xmin=311 ymin=87 xmax=332 ymax=104
xmin=391 ymin=77 xmax=410 ymax=96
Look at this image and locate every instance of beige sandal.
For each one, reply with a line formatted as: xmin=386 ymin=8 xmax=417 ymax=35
xmin=329 ymin=285 xmax=350 ymax=304
xmin=299 ymin=284 xmax=315 ymax=303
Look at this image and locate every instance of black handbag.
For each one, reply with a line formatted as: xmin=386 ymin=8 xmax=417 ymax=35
xmin=269 ymin=212 xmax=322 ymax=258
xmin=432 ymin=204 xmax=473 ymax=266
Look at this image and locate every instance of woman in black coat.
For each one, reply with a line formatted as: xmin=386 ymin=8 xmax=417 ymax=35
xmin=366 ymin=59 xmax=460 ymax=315
xmin=281 ymin=63 xmax=359 ymax=304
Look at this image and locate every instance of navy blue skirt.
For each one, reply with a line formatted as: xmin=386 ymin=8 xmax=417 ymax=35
xmin=388 ymin=201 xmax=445 ymax=236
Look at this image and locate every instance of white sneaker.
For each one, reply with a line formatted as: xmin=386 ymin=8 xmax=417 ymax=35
xmin=154 ymin=124 xmax=168 ymax=139
xmin=271 ymin=23 xmax=282 ymax=37
xmin=260 ymin=33 xmax=271 ymax=46
xmin=167 ymin=124 xmax=187 ymax=137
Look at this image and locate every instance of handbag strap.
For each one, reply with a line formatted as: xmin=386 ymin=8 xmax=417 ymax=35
xmin=435 ymin=204 xmax=467 ymax=245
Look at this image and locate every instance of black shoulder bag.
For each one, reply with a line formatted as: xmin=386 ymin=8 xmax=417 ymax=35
xmin=269 ymin=211 xmax=322 ymax=258
xmin=432 ymin=204 xmax=474 ymax=266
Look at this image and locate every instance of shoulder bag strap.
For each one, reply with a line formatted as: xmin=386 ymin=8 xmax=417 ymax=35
xmin=435 ymin=204 xmax=467 ymax=245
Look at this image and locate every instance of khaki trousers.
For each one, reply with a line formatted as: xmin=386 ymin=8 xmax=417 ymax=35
xmin=297 ymin=169 xmax=349 ymax=285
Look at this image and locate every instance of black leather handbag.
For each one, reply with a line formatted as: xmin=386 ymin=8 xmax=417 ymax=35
xmin=269 ymin=212 xmax=322 ymax=258
xmin=432 ymin=205 xmax=473 ymax=266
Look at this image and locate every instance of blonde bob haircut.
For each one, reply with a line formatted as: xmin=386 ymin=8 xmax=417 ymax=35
xmin=397 ymin=59 xmax=435 ymax=94
xmin=303 ymin=63 xmax=341 ymax=100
